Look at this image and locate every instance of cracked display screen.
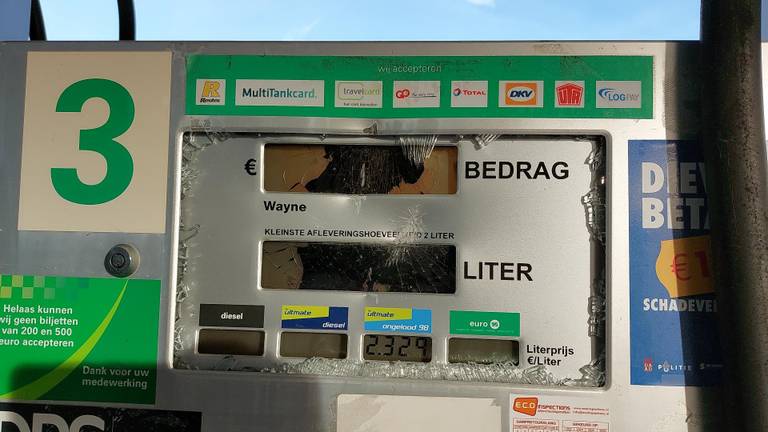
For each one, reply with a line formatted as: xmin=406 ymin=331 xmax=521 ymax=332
xmin=261 ymin=241 xmax=456 ymax=293
xmin=263 ymin=144 xmax=457 ymax=194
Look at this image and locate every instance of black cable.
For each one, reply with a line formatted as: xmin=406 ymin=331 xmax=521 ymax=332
xmin=29 ymin=0 xmax=46 ymax=41
xmin=117 ymin=0 xmax=136 ymax=40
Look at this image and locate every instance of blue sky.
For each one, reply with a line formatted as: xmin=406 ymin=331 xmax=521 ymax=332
xmin=39 ymin=0 xmax=700 ymax=41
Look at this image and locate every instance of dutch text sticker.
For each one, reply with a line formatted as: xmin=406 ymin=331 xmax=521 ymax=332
xmin=18 ymin=51 xmax=172 ymax=233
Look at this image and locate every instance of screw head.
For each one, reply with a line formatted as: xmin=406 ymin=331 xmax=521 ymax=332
xmin=104 ymin=244 xmax=139 ymax=278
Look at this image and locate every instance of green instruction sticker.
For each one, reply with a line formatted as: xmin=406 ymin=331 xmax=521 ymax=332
xmin=0 ymin=274 xmax=160 ymax=404
xmin=450 ymin=310 xmax=520 ymax=337
xmin=186 ymin=55 xmax=653 ymax=119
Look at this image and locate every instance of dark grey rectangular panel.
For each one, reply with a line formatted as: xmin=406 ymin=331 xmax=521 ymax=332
xmin=199 ymin=304 xmax=265 ymax=328
xmin=198 ymin=329 xmax=265 ymax=356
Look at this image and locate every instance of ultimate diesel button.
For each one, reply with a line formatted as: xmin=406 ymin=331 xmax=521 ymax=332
xmin=199 ymin=304 xmax=265 ymax=328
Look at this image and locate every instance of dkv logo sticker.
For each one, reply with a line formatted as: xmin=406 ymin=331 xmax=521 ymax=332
xmin=499 ymin=81 xmax=543 ymax=107
xmin=513 ymin=397 xmax=539 ymax=416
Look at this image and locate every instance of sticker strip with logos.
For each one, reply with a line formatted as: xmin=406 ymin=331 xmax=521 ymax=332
xmin=186 ymin=55 xmax=652 ymax=119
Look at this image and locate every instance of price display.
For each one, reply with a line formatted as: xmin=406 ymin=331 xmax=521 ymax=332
xmin=363 ymin=334 xmax=432 ymax=362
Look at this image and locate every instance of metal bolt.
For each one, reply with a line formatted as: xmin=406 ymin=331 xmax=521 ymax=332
xmin=104 ymin=244 xmax=139 ymax=278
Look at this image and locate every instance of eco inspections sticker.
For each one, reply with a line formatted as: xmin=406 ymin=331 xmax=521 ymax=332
xmin=282 ymin=305 xmax=349 ymax=330
xmin=450 ymin=311 xmax=520 ymax=337
xmin=364 ymin=307 xmax=431 ymax=334
xmin=0 ymin=275 xmax=160 ymax=404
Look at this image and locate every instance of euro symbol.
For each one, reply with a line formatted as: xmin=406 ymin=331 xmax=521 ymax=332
xmin=244 ymin=158 xmax=258 ymax=176
xmin=670 ymin=253 xmax=691 ymax=281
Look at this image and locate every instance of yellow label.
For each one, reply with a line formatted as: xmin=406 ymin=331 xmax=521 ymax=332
xmin=655 ymin=235 xmax=715 ymax=298
xmin=364 ymin=307 xmax=412 ymax=322
xmin=282 ymin=305 xmax=329 ymax=320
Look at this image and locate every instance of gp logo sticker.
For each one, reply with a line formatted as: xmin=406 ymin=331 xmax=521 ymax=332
xmin=18 ymin=52 xmax=171 ymax=233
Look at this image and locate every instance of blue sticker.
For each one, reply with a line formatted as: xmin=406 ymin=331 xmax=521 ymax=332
xmin=364 ymin=307 xmax=432 ymax=334
xmin=281 ymin=305 xmax=348 ymax=330
xmin=629 ymin=140 xmax=722 ymax=386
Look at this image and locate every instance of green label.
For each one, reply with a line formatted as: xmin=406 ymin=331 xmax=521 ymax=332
xmin=0 ymin=275 xmax=160 ymax=404
xmin=186 ymin=55 xmax=653 ymax=119
xmin=450 ymin=311 xmax=520 ymax=336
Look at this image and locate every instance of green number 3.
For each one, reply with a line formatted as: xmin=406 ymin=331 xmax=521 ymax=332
xmin=51 ymin=78 xmax=135 ymax=205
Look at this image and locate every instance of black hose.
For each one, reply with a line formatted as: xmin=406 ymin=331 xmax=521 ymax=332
xmin=29 ymin=0 xmax=46 ymax=41
xmin=701 ymin=0 xmax=768 ymax=430
xmin=117 ymin=0 xmax=136 ymax=41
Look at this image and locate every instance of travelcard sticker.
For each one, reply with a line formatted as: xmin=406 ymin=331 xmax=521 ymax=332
xmin=629 ymin=140 xmax=722 ymax=386
xmin=510 ymin=394 xmax=610 ymax=432
xmin=282 ymin=305 xmax=348 ymax=330
xmin=364 ymin=307 xmax=431 ymax=334
xmin=335 ymin=81 xmax=383 ymax=108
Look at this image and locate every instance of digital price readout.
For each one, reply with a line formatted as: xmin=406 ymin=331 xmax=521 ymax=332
xmin=363 ymin=335 xmax=432 ymax=363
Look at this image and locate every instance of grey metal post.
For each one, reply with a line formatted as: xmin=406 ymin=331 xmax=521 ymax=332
xmin=701 ymin=0 xmax=768 ymax=430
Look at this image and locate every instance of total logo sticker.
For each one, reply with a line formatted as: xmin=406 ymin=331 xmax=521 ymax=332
xmin=450 ymin=81 xmax=488 ymax=108
xmin=499 ymin=81 xmax=543 ymax=107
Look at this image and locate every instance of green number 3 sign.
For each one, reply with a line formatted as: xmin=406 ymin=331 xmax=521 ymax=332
xmin=51 ymin=78 xmax=135 ymax=205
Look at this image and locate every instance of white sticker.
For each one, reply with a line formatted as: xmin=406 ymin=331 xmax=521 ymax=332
xmin=510 ymin=394 xmax=610 ymax=432
xmin=334 ymin=81 xmax=383 ymax=108
xmin=393 ymin=81 xmax=441 ymax=108
xmin=451 ymin=81 xmax=488 ymax=108
xmin=18 ymin=51 xmax=172 ymax=233
xmin=338 ymin=394 xmax=500 ymax=432
xmin=595 ymin=81 xmax=642 ymax=109
xmin=235 ymin=79 xmax=324 ymax=107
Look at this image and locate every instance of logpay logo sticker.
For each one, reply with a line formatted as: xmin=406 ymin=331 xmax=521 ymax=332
xmin=196 ymin=79 xmax=225 ymax=105
xmin=513 ymin=397 xmax=539 ymax=416
xmin=596 ymin=80 xmax=642 ymax=108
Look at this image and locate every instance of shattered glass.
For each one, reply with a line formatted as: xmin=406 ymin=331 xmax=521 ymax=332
xmin=175 ymin=132 xmax=607 ymax=387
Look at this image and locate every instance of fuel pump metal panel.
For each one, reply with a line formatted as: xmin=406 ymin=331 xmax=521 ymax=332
xmin=176 ymin=134 xmax=596 ymax=380
xmin=0 ymin=41 xmax=719 ymax=431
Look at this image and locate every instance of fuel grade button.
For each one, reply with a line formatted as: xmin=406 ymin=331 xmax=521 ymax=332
xmin=199 ymin=304 xmax=265 ymax=328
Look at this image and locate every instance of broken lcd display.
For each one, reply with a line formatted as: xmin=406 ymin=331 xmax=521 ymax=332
xmin=263 ymin=144 xmax=457 ymax=194
xmin=279 ymin=332 xmax=348 ymax=359
xmin=261 ymin=241 xmax=456 ymax=293
xmin=448 ymin=338 xmax=519 ymax=365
